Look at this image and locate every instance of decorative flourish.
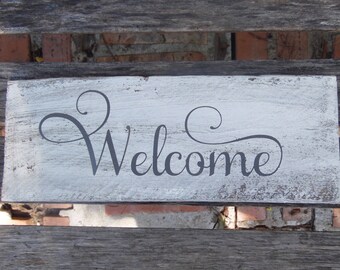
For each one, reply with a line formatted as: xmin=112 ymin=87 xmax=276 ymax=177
xmin=185 ymin=106 xmax=283 ymax=176
xmin=39 ymin=90 xmax=110 ymax=143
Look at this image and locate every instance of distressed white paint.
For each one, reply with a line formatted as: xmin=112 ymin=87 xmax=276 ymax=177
xmin=2 ymin=76 xmax=340 ymax=203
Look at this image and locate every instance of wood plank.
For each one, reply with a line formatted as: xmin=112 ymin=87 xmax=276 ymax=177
xmin=0 ymin=226 xmax=340 ymax=269
xmin=3 ymin=60 xmax=340 ymax=80
xmin=0 ymin=0 xmax=340 ymax=33
xmin=0 ymin=79 xmax=5 ymax=199
xmin=1 ymin=60 xmax=340 ymax=205
xmin=3 ymin=75 xmax=339 ymax=204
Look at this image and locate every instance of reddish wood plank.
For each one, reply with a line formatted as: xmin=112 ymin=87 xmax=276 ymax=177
xmin=235 ymin=32 xmax=268 ymax=60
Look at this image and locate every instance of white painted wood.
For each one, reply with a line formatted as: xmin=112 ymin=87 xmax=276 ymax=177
xmin=2 ymin=76 xmax=340 ymax=203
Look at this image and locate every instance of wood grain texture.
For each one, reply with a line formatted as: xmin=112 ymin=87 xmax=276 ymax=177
xmin=3 ymin=76 xmax=339 ymax=204
xmin=0 ymin=0 xmax=340 ymax=33
xmin=0 ymin=79 xmax=5 ymax=199
xmin=0 ymin=226 xmax=339 ymax=269
xmin=3 ymin=60 xmax=340 ymax=80
xmin=1 ymin=60 xmax=340 ymax=205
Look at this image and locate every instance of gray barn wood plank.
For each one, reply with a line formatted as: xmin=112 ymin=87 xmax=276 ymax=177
xmin=0 ymin=226 xmax=340 ymax=269
xmin=0 ymin=0 xmax=340 ymax=33
xmin=0 ymin=60 xmax=340 ymax=80
xmin=2 ymin=60 xmax=340 ymax=80
xmin=0 ymin=80 xmax=5 ymax=199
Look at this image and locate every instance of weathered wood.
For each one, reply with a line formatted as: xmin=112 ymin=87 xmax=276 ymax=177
xmin=0 ymin=80 xmax=5 ymax=199
xmin=0 ymin=0 xmax=340 ymax=33
xmin=1 ymin=60 xmax=340 ymax=205
xmin=3 ymin=60 xmax=340 ymax=80
xmin=3 ymin=75 xmax=339 ymax=204
xmin=0 ymin=226 xmax=339 ymax=269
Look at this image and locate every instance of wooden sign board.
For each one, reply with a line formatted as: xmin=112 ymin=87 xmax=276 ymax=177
xmin=2 ymin=76 xmax=340 ymax=204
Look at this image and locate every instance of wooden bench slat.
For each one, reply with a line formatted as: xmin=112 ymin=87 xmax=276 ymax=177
xmin=0 ymin=226 xmax=339 ymax=269
xmin=2 ymin=60 xmax=340 ymax=79
xmin=1 ymin=0 xmax=340 ymax=33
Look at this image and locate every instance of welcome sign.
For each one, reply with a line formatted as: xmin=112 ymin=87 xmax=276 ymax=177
xmin=2 ymin=76 xmax=340 ymax=203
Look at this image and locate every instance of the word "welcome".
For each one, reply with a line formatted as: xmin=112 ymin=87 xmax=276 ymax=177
xmin=39 ymin=90 xmax=283 ymax=177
